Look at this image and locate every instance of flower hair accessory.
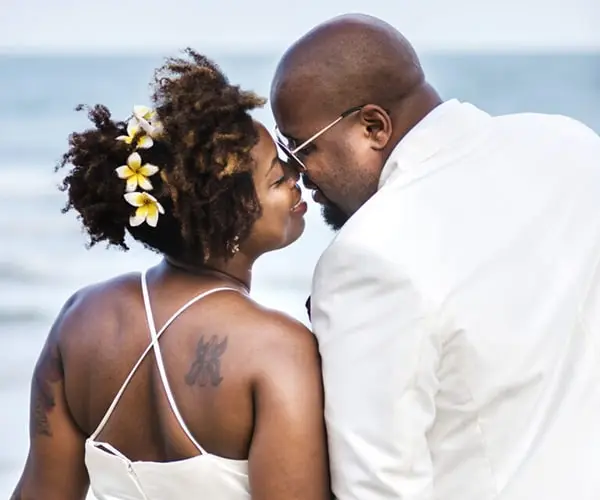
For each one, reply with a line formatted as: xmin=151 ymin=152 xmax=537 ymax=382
xmin=133 ymin=105 xmax=164 ymax=139
xmin=115 ymin=105 xmax=165 ymax=228
xmin=116 ymin=105 xmax=163 ymax=149
xmin=124 ymin=192 xmax=165 ymax=227
xmin=116 ymin=152 xmax=159 ymax=192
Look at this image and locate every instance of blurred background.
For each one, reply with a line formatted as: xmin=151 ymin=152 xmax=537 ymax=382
xmin=0 ymin=0 xmax=599 ymax=497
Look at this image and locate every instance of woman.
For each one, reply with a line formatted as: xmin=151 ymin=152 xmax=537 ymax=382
xmin=10 ymin=49 xmax=329 ymax=500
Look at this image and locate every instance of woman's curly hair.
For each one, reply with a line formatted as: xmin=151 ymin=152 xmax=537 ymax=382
xmin=57 ymin=48 xmax=266 ymax=262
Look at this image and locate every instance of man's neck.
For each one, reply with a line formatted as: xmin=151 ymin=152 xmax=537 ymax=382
xmin=385 ymin=82 xmax=443 ymax=162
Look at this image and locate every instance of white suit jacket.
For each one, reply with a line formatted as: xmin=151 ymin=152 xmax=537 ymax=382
xmin=311 ymin=100 xmax=600 ymax=500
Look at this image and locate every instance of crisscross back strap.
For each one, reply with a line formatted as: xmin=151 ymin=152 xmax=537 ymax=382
xmin=89 ymin=270 xmax=239 ymax=442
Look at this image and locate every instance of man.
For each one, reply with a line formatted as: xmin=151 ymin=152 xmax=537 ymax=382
xmin=271 ymin=13 xmax=600 ymax=500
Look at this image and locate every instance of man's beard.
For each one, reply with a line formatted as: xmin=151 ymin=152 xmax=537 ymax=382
xmin=321 ymin=200 xmax=348 ymax=232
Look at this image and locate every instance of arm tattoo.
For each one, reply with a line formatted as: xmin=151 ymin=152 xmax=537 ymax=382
xmin=185 ymin=335 xmax=228 ymax=387
xmin=31 ymin=343 xmax=63 ymax=437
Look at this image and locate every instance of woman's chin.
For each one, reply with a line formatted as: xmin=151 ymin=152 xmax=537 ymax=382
xmin=274 ymin=218 xmax=307 ymax=252
xmin=284 ymin=218 xmax=307 ymax=248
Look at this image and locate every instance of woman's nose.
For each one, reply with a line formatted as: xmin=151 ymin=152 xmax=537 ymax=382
xmin=283 ymin=161 xmax=302 ymax=182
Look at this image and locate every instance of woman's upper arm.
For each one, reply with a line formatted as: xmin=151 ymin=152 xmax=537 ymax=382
xmin=248 ymin=314 xmax=330 ymax=500
xmin=11 ymin=294 xmax=89 ymax=500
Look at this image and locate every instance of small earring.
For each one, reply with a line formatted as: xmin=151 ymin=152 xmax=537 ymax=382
xmin=230 ymin=235 xmax=240 ymax=255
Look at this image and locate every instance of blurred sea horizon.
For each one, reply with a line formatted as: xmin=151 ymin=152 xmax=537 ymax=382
xmin=0 ymin=49 xmax=599 ymax=497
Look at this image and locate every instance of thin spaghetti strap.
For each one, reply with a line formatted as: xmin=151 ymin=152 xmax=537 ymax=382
xmin=89 ymin=270 xmax=240 ymax=442
xmin=90 ymin=271 xmax=151 ymax=441
xmin=140 ymin=272 xmax=239 ymax=455
xmin=90 ymin=322 xmax=155 ymax=440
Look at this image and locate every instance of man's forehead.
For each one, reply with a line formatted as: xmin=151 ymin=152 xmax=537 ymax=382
xmin=273 ymin=72 xmax=330 ymax=119
xmin=273 ymin=94 xmax=332 ymax=141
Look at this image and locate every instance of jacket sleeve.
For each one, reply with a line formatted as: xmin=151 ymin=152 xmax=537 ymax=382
xmin=311 ymin=237 xmax=442 ymax=500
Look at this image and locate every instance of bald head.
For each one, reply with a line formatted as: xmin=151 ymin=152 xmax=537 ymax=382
xmin=270 ymin=14 xmax=441 ymax=227
xmin=271 ymin=14 xmax=426 ymax=116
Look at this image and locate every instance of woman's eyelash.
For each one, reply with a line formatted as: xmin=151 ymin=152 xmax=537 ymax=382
xmin=273 ymin=159 xmax=298 ymax=186
xmin=274 ymin=174 xmax=287 ymax=185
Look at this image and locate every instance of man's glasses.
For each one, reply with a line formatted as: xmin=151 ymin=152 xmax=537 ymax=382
xmin=275 ymin=105 xmax=365 ymax=172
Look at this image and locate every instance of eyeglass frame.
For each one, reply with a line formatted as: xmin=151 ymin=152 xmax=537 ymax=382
xmin=275 ymin=105 xmax=366 ymax=172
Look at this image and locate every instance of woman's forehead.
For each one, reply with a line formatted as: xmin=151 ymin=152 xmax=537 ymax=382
xmin=250 ymin=122 xmax=280 ymax=171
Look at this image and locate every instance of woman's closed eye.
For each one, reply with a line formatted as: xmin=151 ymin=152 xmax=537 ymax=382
xmin=273 ymin=173 xmax=287 ymax=186
xmin=272 ymin=162 xmax=298 ymax=186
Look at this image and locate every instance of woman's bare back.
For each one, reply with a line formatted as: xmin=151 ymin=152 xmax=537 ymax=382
xmin=55 ymin=264 xmax=322 ymax=465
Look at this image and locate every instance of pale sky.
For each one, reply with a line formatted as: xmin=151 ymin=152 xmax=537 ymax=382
xmin=1 ymin=0 xmax=599 ymax=53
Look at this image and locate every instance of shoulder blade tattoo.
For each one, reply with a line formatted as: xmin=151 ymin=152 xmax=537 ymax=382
xmin=185 ymin=335 xmax=228 ymax=387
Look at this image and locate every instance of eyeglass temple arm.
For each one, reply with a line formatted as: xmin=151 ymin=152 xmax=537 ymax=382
xmin=291 ymin=116 xmax=342 ymax=154
xmin=292 ymin=105 xmax=365 ymax=154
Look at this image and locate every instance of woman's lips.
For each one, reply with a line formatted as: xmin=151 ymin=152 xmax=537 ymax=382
xmin=291 ymin=199 xmax=308 ymax=215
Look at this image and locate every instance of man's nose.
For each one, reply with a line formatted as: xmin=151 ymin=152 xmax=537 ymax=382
xmin=302 ymin=173 xmax=317 ymax=190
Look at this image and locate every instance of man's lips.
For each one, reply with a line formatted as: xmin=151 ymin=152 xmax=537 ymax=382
xmin=302 ymin=175 xmax=327 ymax=204
xmin=312 ymin=189 xmax=326 ymax=204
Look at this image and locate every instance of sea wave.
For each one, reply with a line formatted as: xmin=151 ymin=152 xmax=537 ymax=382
xmin=0 ymin=308 xmax=48 ymax=327
xmin=0 ymin=262 xmax=45 ymax=284
xmin=0 ymin=166 xmax=64 ymax=198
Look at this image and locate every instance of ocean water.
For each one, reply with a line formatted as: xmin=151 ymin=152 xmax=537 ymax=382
xmin=0 ymin=51 xmax=599 ymax=497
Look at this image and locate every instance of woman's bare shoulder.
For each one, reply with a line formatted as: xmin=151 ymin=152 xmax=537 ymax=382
xmin=226 ymin=297 xmax=320 ymax=373
xmin=50 ymin=272 xmax=143 ymax=339
xmin=69 ymin=272 xmax=142 ymax=303
xmin=233 ymin=295 xmax=314 ymax=341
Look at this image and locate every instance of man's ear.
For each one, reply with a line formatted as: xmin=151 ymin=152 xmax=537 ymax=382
xmin=359 ymin=105 xmax=393 ymax=151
